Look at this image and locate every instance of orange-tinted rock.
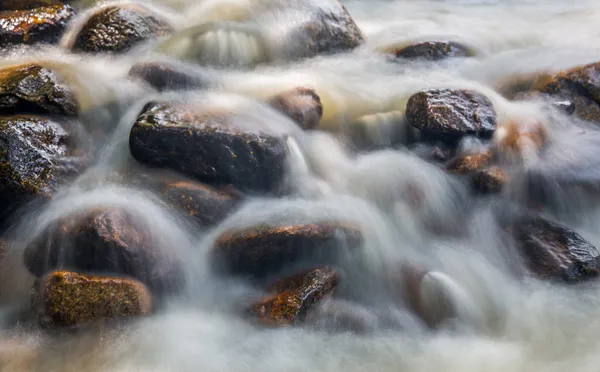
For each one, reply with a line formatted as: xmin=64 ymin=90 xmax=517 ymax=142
xmin=247 ymin=267 xmax=338 ymax=326
xmin=68 ymin=5 xmax=172 ymax=54
xmin=38 ymin=271 xmax=152 ymax=327
xmin=268 ymin=87 xmax=323 ymax=130
xmin=472 ymin=167 xmax=507 ymax=194
xmin=23 ymin=208 xmax=183 ymax=292
xmin=212 ymin=222 xmax=362 ymax=278
xmin=0 ymin=1 xmax=63 ymax=10
xmin=446 ymin=151 xmax=492 ymax=175
xmin=129 ymin=101 xmax=287 ymax=193
xmin=0 ymin=5 xmax=75 ymax=47
xmin=128 ymin=61 xmax=208 ymax=92
xmin=0 ymin=64 xmax=78 ymax=116
xmin=391 ymin=41 xmax=472 ymax=61
xmin=492 ymin=119 xmax=547 ymax=161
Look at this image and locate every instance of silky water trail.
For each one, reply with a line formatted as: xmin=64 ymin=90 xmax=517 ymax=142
xmin=3 ymin=0 xmax=600 ymax=370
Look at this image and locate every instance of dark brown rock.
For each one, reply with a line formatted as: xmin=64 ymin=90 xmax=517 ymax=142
xmin=129 ymin=101 xmax=288 ymax=193
xmin=392 ymin=41 xmax=472 ymax=61
xmin=0 ymin=116 xmax=83 ymax=222
xmin=68 ymin=5 xmax=172 ymax=54
xmin=472 ymin=167 xmax=507 ymax=194
xmin=511 ymin=216 xmax=600 ymax=283
xmin=0 ymin=64 xmax=78 ymax=116
xmin=23 ymin=208 xmax=183 ymax=292
xmin=268 ymin=87 xmax=323 ymax=130
xmin=0 ymin=0 xmax=63 ymax=10
xmin=37 ymin=271 xmax=152 ymax=327
xmin=212 ymin=222 xmax=363 ymax=278
xmin=247 ymin=266 xmax=338 ymax=326
xmin=0 ymin=5 xmax=75 ymax=47
xmin=128 ymin=61 xmax=208 ymax=92
xmin=446 ymin=151 xmax=492 ymax=175
xmin=406 ymin=89 xmax=497 ymax=142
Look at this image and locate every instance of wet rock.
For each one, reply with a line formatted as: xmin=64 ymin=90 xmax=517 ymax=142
xmin=472 ymin=167 xmax=507 ymax=194
xmin=0 ymin=64 xmax=78 ymax=116
xmin=510 ymin=216 xmax=600 ymax=283
xmin=128 ymin=61 xmax=208 ymax=92
xmin=391 ymin=41 xmax=472 ymax=61
xmin=212 ymin=222 xmax=363 ymax=278
xmin=0 ymin=0 xmax=64 ymax=10
xmin=533 ymin=62 xmax=600 ymax=123
xmin=0 ymin=116 xmax=82 ymax=222
xmin=68 ymin=5 xmax=172 ymax=54
xmin=268 ymin=87 xmax=323 ymax=130
xmin=446 ymin=151 xmax=492 ymax=175
xmin=0 ymin=5 xmax=75 ymax=47
xmin=410 ymin=142 xmax=456 ymax=163
xmin=23 ymin=208 xmax=183 ymax=292
xmin=129 ymin=101 xmax=287 ymax=193
xmin=247 ymin=266 xmax=338 ymax=326
xmin=406 ymin=89 xmax=497 ymax=142
xmin=37 ymin=271 xmax=151 ymax=327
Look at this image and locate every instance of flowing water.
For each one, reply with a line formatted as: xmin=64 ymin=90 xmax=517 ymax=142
xmin=3 ymin=0 xmax=600 ymax=371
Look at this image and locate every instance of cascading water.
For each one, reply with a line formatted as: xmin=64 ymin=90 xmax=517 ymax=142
xmin=3 ymin=0 xmax=600 ymax=371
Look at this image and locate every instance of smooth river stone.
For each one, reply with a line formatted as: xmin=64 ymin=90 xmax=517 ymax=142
xmin=390 ymin=41 xmax=472 ymax=61
xmin=0 ymin=5 xmax=75 ymax=47
xmin=268 ymin=87 xmax=323 ymax=130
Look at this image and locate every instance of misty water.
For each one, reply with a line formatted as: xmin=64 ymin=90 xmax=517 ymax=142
xmin=3 ymin=0 xmax=600 ymax=371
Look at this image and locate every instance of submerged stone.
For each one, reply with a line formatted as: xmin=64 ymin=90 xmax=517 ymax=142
xmin=406 ymin=89 xmax=497 ymax=142
xmin=68 ymin=4 xmax=172 ymax=54
xmin=23 ymin=207 xmax=183 ymax=292
xmin=268 ymin=87 xmax=323 ymax=130
xmin=212 ymin=222 xmax=363 ymax=278
xmin=128 ymin=61 xmax=208 ymax=92
xmin=38 ymin=271 xmax=152 ymax=327
xmin=510 ymin=216 xmax=600 ymax=283
xmin=390 ymin=41 xmax=472 ymax=61
xmin=247 ymin=266 xmax=338 ymax=326
xmin=129 ymin=101 xmax=288 ymax=193
xmin=0 ymin=64 xmax=78 ymax=116
xmin=0 ymin=5 xmax=75 ymax=47
xmin=304 ymin=298 xmax=381 ymax=334
xmin=446 ymin=151 xmax=492 ymax=175
xmin=472 ymin=166 xmax=507 ymax=194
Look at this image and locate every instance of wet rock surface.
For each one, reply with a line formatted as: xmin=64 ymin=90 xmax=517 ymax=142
xmin=510 ymin=216 xmax=600 ymax=283
xmin=0 ymin=4 xmax=75 ymax=47
xmin=128 ymin=61 xmax=209 ymax=92
xmin=0 ymin=0 xmax=64 ymax=11
xmin=391 ymin=41 xmax=472 ymax=61
xmin=472 ymin=167 xmax=507 ymax=194
xmin=446 ymin=151 xmax=492 ymax=175
xmin=0 ymin=64 xmax=78 ymax=116
xmin=69 ymin=5 xmax=172 ymax=54
xmin=37 ymin=271 xmax=152 ymax=327
xmin=129 ymin=101 xmax=288 ymax=193
xmin=268 ymin=87 xmax=323 ymax=130
xmin=23 ymin=208 xmax=183 ymax=292
xmin=247 ymin=266 xmax=339 ymax=326
xmin=212 ymin=222 xmax=363 ymax=278
xmin=406 ymin=89 xmax=497 ymax=142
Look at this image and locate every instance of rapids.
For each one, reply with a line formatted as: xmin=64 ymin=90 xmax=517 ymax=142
xmin=3 ymin=0 xmax=600 ymax=371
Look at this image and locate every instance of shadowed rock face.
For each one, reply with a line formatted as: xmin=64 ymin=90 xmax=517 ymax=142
xmin=0 ymin=64 xmax=78 ymax=116
xmin=23 ymin=208 xmax=184 ymax=293
xmin=69 ymin=5 xmax=172 ymax=54
xmin=129 ymin=101 xmax=288 ymax=194
xmin=212 ymin=222 xmax=363 ymax=278
xmin=392 ymin=41 xmax=472 ymax=61
xmin=247 ymin=266 xmax=339 ymax=326
xmin=128 ymin=61 xmax=208 ymax=92
xmin=0 ymin=5 xmax=75 ymax=47
xmin=406 ymin=89 xmax=497 ymax=142
xmin=37 ymin=271 xmax=152 ymax=327
xmin=472 ymin=167 xmax=507 ymax=195
xmin=511 ymin=216 xmax=600 ymax=283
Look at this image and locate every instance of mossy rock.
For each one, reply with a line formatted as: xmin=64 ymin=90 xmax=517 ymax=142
xmin=0 ymin=5 xmax=75 ymax=47
xmin=68 ymin=4 xmax=172 ymax=54
xmin=247 ymin=266 xmax=338 ymax=326
xmin=212 ymin=222 xmax=362 ymax=278
xmin=23 ymin=207 xmax=184 ymax=293
xmin=0 ymin=64 xmax=78 ymax=116
xmin=129 ymin=101 xmax=288 ymax=193
xmin=38 ymin=271 xmax=152 ymax=327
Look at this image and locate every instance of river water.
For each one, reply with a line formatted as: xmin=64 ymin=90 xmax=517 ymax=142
xmin=3 ymin=0 xmax=600 ymax=371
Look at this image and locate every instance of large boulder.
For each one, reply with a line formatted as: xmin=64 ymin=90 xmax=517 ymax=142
xmin=67 ymin=4 xmax=172 ymax=54
xmin=247 ymin=266 xmax=338 ymax=326
xmin=0 ymin=5 xmax=75 ymax=47
xmin=212 ymin=222 xmax=362 ymax=278
xmin=0 ymin=64 xmax=78 ymax=116
xmin=128 ymin=61 xmax=209 ymax=92
xmin=23 ymin=208 xmax=183 ymax=292
xmin=406 ymin=89 xmax=497 ymax=143
xmin=129 ymin=101 xmax=288 ymax=194
xmin=388 ymin=41 xmax=473 ymax=61
xmin=268 ymin=87 xmax=323 ymax=130
xmin=0 ymin=116 xmax=83 ymax=222
xmin=36 ymin=271 xmax=152 ymax=327
xmin=510 ymin=216 xmax=600 ymax=283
